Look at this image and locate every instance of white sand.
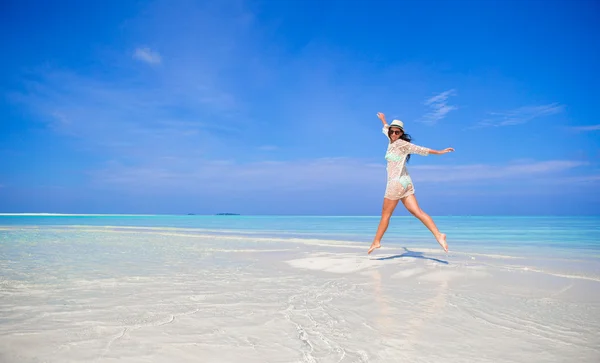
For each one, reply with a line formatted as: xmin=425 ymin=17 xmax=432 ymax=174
xmin=0 ymin=226 xmax=599 ymax=362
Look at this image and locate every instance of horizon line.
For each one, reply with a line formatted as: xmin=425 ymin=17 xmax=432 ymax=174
xmin=0 ymin=213 xmax=598 ymax=217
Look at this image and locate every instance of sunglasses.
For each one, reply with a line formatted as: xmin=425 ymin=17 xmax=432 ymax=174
xmin=389 ymin=129 xmax=403 ymax=135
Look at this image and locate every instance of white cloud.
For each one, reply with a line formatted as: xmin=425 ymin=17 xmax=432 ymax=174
xmin=133 ymin=47 xmax=162 ymax=65
xmin=560 ymin=175 xmax=600 ymax=183
xmin=420 ymin=89 xmax=457 ymax=125
xmin=13 ymin=70 xmax=231 ymax=160
xmin=88 ymin=157 xmax=592 ymax=196
xmin=476 ymin=103 xmax=563 ymax=128
xmin=410 ymin=160 xmax=587 ymax=183
xmin=570 ymin=124 xmax=600 ymax=132
xmin=88 ymin=157 xmax=384 ymax=195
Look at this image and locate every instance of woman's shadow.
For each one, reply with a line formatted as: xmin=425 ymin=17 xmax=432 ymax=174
xmin=373 ymin=247 xmax=448 ymax=264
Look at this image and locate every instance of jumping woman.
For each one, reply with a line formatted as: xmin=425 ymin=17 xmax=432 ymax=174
xmin=368 ymin=112 xmax=455 ymax=255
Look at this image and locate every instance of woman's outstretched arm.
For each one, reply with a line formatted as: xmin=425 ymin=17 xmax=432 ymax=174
xmin=395 ymin=139 xmax=454 ymax=156
xmin=428 ymin=148 xmax=455 ymax=155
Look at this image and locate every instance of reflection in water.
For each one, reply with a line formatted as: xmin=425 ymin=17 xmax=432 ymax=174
xmin=370 ymin=261 xmax=450 ymax=355
xmin=371 ymin=269 xmax=393 ymax=337
xmin=403 ymin=270 xmax=449 ymax=352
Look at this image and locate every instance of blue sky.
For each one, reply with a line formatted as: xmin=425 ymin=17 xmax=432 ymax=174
xmin=1 ymin=0 xmax=599 ymax=215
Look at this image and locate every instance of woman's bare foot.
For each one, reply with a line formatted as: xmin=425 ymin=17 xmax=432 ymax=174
xmin=436 ymin=233 xmax=448 ymax=253
xmin=368 ymin=241 xmax=381 ymax=254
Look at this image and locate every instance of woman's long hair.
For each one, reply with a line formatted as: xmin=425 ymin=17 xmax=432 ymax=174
xmin=400 ymin=132 xmax=413 ymax=162
xmin=388 ymin=129 xmax=414 ymax=162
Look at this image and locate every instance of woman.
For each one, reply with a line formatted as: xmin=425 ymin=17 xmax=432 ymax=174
xmin=368 ymin=112 xmax=454 ymax=255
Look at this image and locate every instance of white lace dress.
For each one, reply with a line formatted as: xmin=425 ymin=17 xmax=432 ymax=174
xmin=382 ymin=124 xmax=430 ymax=200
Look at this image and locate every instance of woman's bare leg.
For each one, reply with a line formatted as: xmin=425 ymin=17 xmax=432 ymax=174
xmin=368 ymin=198 xmax=400 ymax=254
xmin=401 ymin=194 xmax=448 ymax=252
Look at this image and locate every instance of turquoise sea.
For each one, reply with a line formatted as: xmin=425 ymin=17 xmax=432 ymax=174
xmin=1 ymin=214 xmax=599 ymax=257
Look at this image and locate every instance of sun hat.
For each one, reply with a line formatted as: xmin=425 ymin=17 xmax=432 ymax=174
xmin=389 ymin=119 xmax=404 ymax=131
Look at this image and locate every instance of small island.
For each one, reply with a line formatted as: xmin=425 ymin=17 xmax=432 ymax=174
xmin=215 ymin=213 xmax=240 ymax=215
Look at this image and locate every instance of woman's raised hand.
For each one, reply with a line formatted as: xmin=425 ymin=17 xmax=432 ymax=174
xmin=442 ymin=147 xmax=455 ymax=154
xmin=377 ymin=112 xmax=386 ymax=122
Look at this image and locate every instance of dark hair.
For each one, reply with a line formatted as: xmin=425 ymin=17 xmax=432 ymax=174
xmin=388 ymin=129 xmax=414 ymax=162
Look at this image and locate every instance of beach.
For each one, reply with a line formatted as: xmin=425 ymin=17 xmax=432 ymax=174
xmin=1 ymin=216 xmax=599 ymax=362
